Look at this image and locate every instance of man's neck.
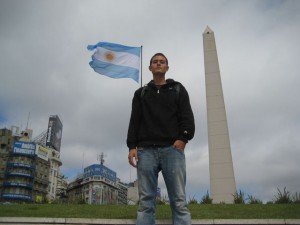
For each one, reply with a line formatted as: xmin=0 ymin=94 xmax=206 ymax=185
xmin=153 ymin=75 xmax=166 ymax=85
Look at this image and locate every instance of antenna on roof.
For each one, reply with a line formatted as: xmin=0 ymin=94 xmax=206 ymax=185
xmin=26 ymin=112 xmax=30 ymax=130
xmin=98 ymin=152 xmax=106 ymax=165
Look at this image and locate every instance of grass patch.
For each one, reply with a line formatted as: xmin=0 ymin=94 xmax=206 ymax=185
xmin=0 ymin=204 xmax=299 ymax=219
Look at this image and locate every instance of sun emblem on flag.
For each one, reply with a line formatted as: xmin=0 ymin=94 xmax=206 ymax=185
xmin=105 ymin=52 xmax=114 ymax=62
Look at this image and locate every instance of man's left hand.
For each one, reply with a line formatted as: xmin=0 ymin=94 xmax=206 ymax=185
xmin=173 ymin=140 xmax=186 ymax=151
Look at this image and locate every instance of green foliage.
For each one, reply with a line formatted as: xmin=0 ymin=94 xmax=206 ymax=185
xmin=200 ymin=191 xmax=213 ymax=204
xmin=156 ymin=195 xmax=169 ymax=205
xmin=292 ymin=192 xmax=300 ymax=204
xmin=247 ymin=195 xmax=263 ymax=204
xmin=188 ymin=195 xmax=198 ymax=205
xmin=234 ymin=190 xmax=246 ymax=204
xmin=77 ymin=197 xmax=87 ymax=204
xmin=156 ymin=200 xmax=166 ymax=205
xmin=273 ymin=187 xmax=293 ymax=204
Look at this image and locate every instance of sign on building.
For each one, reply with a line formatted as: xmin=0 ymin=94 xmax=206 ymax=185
xmin=46 ymin=115 xmax=63 ymax=151
xmin=12 ymin=141 xmax=36 ymax=156
xmin=84 ymin=164 xmax=117 ymax=182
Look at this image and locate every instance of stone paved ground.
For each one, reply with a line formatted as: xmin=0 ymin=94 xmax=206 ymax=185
xmin=0 ymin=217 xmax=300 ymax=225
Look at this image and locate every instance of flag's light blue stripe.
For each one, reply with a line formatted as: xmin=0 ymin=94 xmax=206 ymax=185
xmin=87 ymin=42 xmax=140 ymax=57
xmin=89 ymin=58 xmax=139 ymax=83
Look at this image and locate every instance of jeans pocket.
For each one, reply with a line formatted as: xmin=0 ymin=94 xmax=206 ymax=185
xmin=171 ymin=145 xmax=185 ymax=154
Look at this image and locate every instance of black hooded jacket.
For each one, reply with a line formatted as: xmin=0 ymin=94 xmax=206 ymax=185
xmin=127 ymin=79 xmax=195 ymax=150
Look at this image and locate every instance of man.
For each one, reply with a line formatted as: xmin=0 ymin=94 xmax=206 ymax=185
xmin=127 ymin=53 xmax=195 ymax=225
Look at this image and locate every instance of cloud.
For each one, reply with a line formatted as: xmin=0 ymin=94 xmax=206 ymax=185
xmin=1 ymin=0 xmax=300 ymax=202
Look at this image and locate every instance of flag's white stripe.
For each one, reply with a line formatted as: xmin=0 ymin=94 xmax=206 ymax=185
xmin=94 ymin=47 xmax=140 ymax=70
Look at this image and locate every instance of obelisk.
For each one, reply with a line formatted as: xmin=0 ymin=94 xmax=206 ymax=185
xmin=203 ymin=26 xmax=236 ymax=203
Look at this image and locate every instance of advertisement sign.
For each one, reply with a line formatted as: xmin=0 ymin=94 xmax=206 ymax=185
xmin=36 ymin=145 xmax=49 ymax=161
xmin=46 ymin=115 xmax=63 ymax=151
xmin=92 ymin=188 xmax=102 ymax=204
xmin=7 ymin=163 xmax=34 ymax=169
xmin=12 ymin=141 xmax=36 ymax=156
xmin=7 ymin=171 xmax=33 ymax=178
xmin=84 ymin=164 xmax=117 ymax=182
xmin=3 ymin=182 xmax=33 ymax=189
xmin=1 ymin=193 xmax=32 ymax=201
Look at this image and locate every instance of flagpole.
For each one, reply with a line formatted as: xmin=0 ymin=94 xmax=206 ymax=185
xmin=140 ymin=45 xmax=143 ymax=88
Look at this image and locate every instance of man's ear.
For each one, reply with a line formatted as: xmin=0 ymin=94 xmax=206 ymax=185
xmin=148 ymin=65 xmax=152 ymax=71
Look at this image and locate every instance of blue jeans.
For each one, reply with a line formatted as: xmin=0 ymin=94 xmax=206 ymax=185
xmin=136 ymin=146 xmax=191 ymax=225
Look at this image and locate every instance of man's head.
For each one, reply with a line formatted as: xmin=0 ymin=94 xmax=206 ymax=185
xmin=149 ymin=53 xmax=168 ymax=66
xmin=149 ymin=53 xmax=169 ymax=75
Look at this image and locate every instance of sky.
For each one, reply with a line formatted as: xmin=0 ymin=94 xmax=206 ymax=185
xmin=0 ymin=0 xmax=300 ymax=203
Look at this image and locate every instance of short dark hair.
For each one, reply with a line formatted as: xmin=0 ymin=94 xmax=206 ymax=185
xmin=150 ymin=53 xmax=168 ymax=65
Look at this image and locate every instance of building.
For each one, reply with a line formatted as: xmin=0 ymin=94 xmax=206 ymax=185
xmin=0 ymin=128 xmax=50 ymax=202
xmin=0 ymin=129 xmax=12 ymax=193
xmin=67 ymin=164 xmax=128 ymax=205
xmin=203 ymin=26 xmax=236 ymax=203
xmin=0 ymin=115 xmax=65 ymax=203
xmin=127 ymin=180 xmax=139 ymax=205
xmin=117 ymin=179 xmax=128 ymax=205
xmin=56 ymin=173 xmax=68 ymax=201
xmin=32 ymin=145 xmax=50 ymax=202
xmin=47 ymin=148 xmax=62 ymax=201
xmin=33 ymin=115 xmax=66 ymax=202
xmin=67 ymin=173 xmax=84 ymax=203
xmin=127 ymin=180 xmax=161 ymax=205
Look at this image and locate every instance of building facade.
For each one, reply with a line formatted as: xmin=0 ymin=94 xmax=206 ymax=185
xmin=117 ymin=178 xmax=128 ymax=205
xmin=67 ymin=164 xmax=128 ymax=205
xmin=0 ymin=128 xmax=50 ymax=202
xmin=67 ymin=174 xmax=84 ymax=203
xmin=127 ymin=180 xmax=139 ymax=205
xmin=47 ymin=148 xmax=62 ymax=201
xmin=0 ymin=129 xmax=12 ymax=195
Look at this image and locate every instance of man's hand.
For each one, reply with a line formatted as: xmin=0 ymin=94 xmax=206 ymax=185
xmin=128 ymin=148 xmax=138 ymax=167
xmin=173 ymin=140 xmax=186 ymax=151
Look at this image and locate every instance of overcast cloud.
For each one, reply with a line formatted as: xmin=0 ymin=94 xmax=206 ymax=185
xmin=1 ymin=0 xmax=299 ymax=203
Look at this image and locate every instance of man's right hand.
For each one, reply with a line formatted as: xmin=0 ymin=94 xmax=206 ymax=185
xmin=128 ymin=148 xmax=138 ymax=168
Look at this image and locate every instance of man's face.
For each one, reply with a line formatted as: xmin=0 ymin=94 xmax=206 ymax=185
xmin=149 ymin=55 xmax=169 ymax=75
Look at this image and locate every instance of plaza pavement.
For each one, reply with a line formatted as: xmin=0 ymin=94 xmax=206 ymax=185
xmin=0 ymin=217 xmax=300 ymax=225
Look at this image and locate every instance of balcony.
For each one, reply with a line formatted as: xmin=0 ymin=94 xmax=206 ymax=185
xmin=1 ymin=193 xmax=32 ymax=201
xmin=3 ymin=182 xmax=33 ymax=189
xmin=5 ymin=171 xmax=34 ymax=179
xmin=7 ymin=163 xmax=35 ymax=170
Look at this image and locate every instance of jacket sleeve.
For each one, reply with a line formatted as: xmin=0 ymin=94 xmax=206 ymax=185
xmin=177 ymin=84 xmax=195 ymax=143
xmin=126 ymin=89 xmax=142 ymax=150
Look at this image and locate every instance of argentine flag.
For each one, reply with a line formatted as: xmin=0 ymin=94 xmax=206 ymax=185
xmin=87 ymin=42 xmax=141 ymax=83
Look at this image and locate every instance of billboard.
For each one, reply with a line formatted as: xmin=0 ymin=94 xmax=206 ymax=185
xmin=84 ymin=164 xmax=117 ymax=182
xmin=46 ymin=115 xmax=63 ymax=151
xmin=36 ymin=145 xmax=49 ymax=161
xmin=12 ymin=141 xmax=36 ymax=156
